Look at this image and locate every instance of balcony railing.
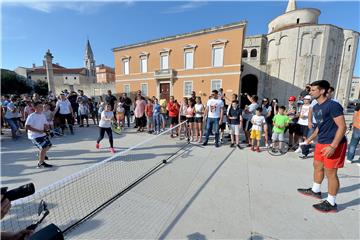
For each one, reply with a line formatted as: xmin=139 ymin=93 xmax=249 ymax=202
xmin=154 ymin=69 xmax=176 ymax=79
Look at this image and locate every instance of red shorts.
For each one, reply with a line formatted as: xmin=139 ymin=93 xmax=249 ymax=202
xmin=314 ymin=142 xmax=347 ymax=169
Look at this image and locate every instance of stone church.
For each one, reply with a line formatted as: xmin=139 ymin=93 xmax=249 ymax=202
xmin=15 ymin=40 xmax=97 ymax=95
xmin=241 ymin=0 xmax=359 ymax=106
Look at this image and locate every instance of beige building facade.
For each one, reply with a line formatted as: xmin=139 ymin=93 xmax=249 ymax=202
xmin=350 ymin=77 xmax=360 ymax=101
xmin=96 ymin=64 xmax=115 ymax=83
xmin=113 ymin=21 xmax=246 ymax=102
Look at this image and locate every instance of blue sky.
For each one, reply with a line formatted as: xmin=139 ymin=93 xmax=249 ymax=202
xmin=1 ymin=0 xmax=360 ymax=76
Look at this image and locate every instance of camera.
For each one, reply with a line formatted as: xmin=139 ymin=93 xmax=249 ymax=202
xmin=1 ymin=183 xmax=35 ymax=201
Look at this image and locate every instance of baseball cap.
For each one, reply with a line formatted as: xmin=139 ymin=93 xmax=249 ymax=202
xmin=288 ymin=96 xmax=296 ymax=101
xmin=304 ymin=95 xmax=312 ymax=100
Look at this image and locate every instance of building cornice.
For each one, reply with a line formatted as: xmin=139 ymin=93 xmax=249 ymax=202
xmin=112 ymin=20 xmax=247 ymax=52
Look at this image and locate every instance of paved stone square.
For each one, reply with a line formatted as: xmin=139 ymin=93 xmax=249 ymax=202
xmin=1 ymin=121 xmax=359 ymax=239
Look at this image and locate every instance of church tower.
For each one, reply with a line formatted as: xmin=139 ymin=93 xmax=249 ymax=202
xmin=84 ymin=39 xmax=96 ymax=80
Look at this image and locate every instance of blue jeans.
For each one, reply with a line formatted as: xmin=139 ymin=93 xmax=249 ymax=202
xmin=6 ymin=118 xmax=18 ymax=135
xmin=347 ymin=127 xmax=360 ymax=161
xmin=153 ymin=115 xmax=161 ymax=132
xmin=205 ymin=118 xmax=220 ymax=144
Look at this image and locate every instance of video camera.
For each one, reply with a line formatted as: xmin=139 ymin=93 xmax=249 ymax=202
xmin=1 ymin=183 xmax=35 ymax=201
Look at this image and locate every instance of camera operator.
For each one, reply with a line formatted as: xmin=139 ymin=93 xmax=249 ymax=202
xmin=1 ymin=194 xmax=33 ymax=240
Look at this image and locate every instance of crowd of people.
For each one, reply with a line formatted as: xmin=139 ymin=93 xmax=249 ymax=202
xmin=1 ymin=79 xmax=359 ymax=213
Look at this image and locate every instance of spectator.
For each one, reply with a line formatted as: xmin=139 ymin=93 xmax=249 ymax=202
xmin=227 ymin=100 xmax=243 ymax=149
xmin=121 ymin=93 xmax=132 ymax=127
xmin=159 ymin=98 xmax=167 ymax=131
xmin=242 ymin=95 xmax=259 ymax=146
xmin=185 ymin=98 xmax=195 ymax=141
xmin=178 ymin=97 xmax=188 ymax=140
xmin=261 ymin=97 xmax=272 ymax=148
xmin=299 ymin=84 xmax=311 ymax=100
xmin=25 ymin=101 xmax=53 ymax=168
xmin=250 ymin=107 xmax=266 ymax=152
xmin=346 ymin=104 xmax=360 ymax=164
xmin=88 ymin=98 xmax=98 ymax=125
xmin=145 ymin=99 xmax=154 ymax=133
xmin=78 ymin=101 xmax=89 ymax=127
xmin=272 ymin=106 xmax=290 ymax=152
xmin=4 ymin=96 xmax=19 ymax=140
xmin=116 ymin=99 xmax=125 ymax=129
xmin=54 ymin=93 xmax=74 ymax=135
xmin=153 ymin=98 xmax=161 ymax=134
xmin=134 ymin=95 xmax=146 ymax=132
xmin=194 ymin=96 xmax=204 ymax=143
xmin=286 ymin=96 xmax=300 ymax=148
xmin=203 ymin=90 xmax=224 ymax=147
xmin=105 ymin=90 xmax=117 ymax=112
xmin=167 ymin=96 xmax=179 ymax=138
xmin=297 ymin=95 xmax=312 ymax=158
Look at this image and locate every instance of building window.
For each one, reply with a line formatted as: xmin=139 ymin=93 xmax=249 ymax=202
xmin=44 ymin=77 xmax=47 ymax=80
xmin=242 ymin=49 xmax=248 ymax=58
xmin=184 ymin=81 xmax=193 ymax=97
xmin=124 ymin=84 xmax=130 ymax=95
xmin=296 ymin=18 xmax=300 ymax=24
xmin=74 ymin=77 xmax=76 ymax=79
xmin=211 ymin=79 xmax=222 ymax=92
xmin=212 ymin=46 xmax=224 ymax=67
xmin=123 ymin=59 xmax=129 ymax=75
xmin=141 ymin=83 xmax=148 ymax=96
xmin=184 ymin=51 xmax=194 ymax=69
xmin=160 ymin=53 xmax=169 ymax=70
xmin=250 ymin=49 xmax=257 ymax=58
xmin=348 ymin=45 xmax=352 ymax=51
xmin=140 ymin=57 xmax=147 ymax=73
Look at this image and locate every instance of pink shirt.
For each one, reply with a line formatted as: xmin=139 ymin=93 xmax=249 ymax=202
xmin=134 ymin=99 xmax=146 ymax=118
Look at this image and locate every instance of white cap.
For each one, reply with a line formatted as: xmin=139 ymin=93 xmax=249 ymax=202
xmin=304 ymin=95 xmax=312 ymax=100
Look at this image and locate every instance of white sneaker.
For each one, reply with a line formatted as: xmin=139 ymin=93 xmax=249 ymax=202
xmin=295 ymin=147 xmax=302 ymax=153
xmin=265 ymin=143 xmax=270 ymax=148
xmin=345 ymin=159 xmax=353 ymax=164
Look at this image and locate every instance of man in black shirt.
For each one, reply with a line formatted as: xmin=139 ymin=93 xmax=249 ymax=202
xmin=105 ymin=90 xmax=117 ymax=112
xmin=121 ymin=93 xmax=132 ymax=127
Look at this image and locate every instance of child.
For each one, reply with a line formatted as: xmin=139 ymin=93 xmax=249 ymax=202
xmin=272 ymin=106 xmax=290 ymax=152
xmin=250 ymin=107 xmax=266 ymax=152
xmin=116 ymin=101 xmax=125 ymax=129
xmin=194 ymin=96 xmax=204 ymax=143
xmin=228 ymin=100 xmax=243 ymax=149
xmin=153 ymin=98 xmax=161 ymax=134
xmin=78 ymin=101 xmax=89 ymax=127
xmin=185 ymin=98 xmax=195 ymax=141
xmin=145 ymin=99 xmax=154 ymax=134
xmin=43 ymin=102 xmax=54 ymax=130
xmin=167 ymin=96 xmax=179 ymax=138
xmin=96 ymin=104 xmax=115 ymax=153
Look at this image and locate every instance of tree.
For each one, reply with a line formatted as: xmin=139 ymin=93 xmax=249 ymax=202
xmin=33 ymin=80 xmax=49 ymax=96
xmin=1 ymin=69 xmax=32 ymax=95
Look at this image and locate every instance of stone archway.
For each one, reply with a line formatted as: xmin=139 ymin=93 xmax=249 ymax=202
xmin=240 ymin=74 xmax=258 ymax=108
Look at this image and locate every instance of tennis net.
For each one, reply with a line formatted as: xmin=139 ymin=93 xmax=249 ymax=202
xmin=1 ymin=121 xmax=189 ymax=235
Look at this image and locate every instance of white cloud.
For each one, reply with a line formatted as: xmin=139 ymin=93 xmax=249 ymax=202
xmin=162 ymin=1 xmax=207 ymax=14
xmin=1 ymin=0 xmax=135 ymax=14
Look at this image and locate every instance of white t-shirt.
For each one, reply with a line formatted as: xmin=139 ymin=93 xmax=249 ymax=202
xmin=243 ymin=103 xmax=259 ymax=120
xmin=56 ymin=99 xmax=72 ymax=114
xmin=25 ymin=112 xmax=47 ymax=139
xmin=194 ymin=104 xmax=204 ymax=118
xmin=310 ymin=99 xmax=318 ymax=124
xmin=206 ymin=99 xmax=224 ymax=118
xmin=298 ymin=104 xmax=310 ymax=126
xmin=99 ymin=111 xmax=113 ymax=128
xmin=251 ymin=115 xmax=266 ymax=131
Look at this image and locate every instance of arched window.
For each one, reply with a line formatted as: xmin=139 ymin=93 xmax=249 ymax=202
xmin=250 ymin=49 xmax=257 ymax=58
xmin=242 ymin=49 xmax=248 ymax=58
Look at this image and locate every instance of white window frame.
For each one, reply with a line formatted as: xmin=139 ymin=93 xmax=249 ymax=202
xmin=123 ymin=59 xmax=130 ymax=75
xmin=183 ymin=81 xmax=193 ymax=97
xmin=160 ymin=53 xmax=169 ymax=70
xmin=141 ymin=83 xmax=148 ymax=97
xmin=212 ymin=46 xmax=224 ymax=67
xmin=140 ymin=56 xmax=148 ymax=73
xmin=184 ymin=50 xmax=194 ymax=70
xmin=124 ymin=84 xmax=130 ymax=95
xmin=211 ymin=79 xmax=222 ymax=92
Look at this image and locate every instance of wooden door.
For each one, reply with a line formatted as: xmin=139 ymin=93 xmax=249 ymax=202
xmin=160 ymin=83 xmax=170 ymax=101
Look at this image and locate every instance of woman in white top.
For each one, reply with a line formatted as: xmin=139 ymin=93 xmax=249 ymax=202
xmin=178 ymin=97 xmax=188 ymax=140
xmin=54 ymin=93 xmax=74 ymax=135
xmin=194 ymin=96 xmax=204 ymax=143
xmin=96 ymin=104 xmax=115 ymax=154
xmin=297 ymin=95 xmax=311 ymax=150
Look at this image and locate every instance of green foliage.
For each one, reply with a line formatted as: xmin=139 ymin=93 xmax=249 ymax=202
xmin=33 ymin=80 xmax=49 ymax=96
xmin=1 ymin=69 xmax=33 ymax=95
